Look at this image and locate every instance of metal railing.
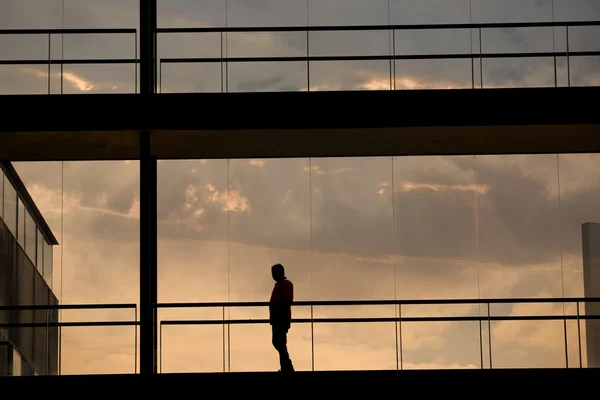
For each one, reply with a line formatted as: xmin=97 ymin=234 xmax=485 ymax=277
xmin=156 ymin=20 xmax=600 ymax=92
xmin=1 ymin=20 xmax=600 ymax=94
xmin=0 ymin=303 xmax=138 ymax=374
xmin=1 ymin=298 xmax=598 ymax=374
xmin=0 ymin=28 xmax=138 ymax=94
xmin=156 ymin=297 xmax=600 ymax=372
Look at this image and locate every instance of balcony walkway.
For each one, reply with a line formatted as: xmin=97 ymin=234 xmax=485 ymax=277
xmin=1 ymin=87 xmax=599 ymax=161
xmin=1 ymin=368 xmax=597 ymax=385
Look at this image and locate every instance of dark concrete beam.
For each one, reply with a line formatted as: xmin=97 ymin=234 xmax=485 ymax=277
xmin=0 ymin=88 xmax=598 ymax=161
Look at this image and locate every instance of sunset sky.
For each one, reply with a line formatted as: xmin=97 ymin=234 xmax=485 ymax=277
xmin=1 ymin=0 xmax=600 ymax=375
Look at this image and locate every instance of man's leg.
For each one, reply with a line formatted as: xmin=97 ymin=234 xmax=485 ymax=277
xmin=272 ymin=325 xmax=293 ymax=371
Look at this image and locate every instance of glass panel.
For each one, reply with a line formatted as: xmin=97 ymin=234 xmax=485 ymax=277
xmin=227 ymin=62 xmax=307 ymax=92
xmin=61 ymin=64 xmax=136 ymax=94
xmin=309 ymin=60 xmax=391 ymax=91
xmin=43 ymin=242 xmax=53 ymax=289
xmin=393 ymin=156 xmax=480 ymax=369
xmin=227 ymin=158 xmax=311 ymax=372
xmin=308 ymin=0 xmax=389 ymax=26
xmin=17 ymin=197 xmax=25 ymax=248
xmin=3 ymin=175 xmax=17 ymax=237
xmin=558 ymin=153 xmax=600 ymax=368
xmin=471 ymin=0 xmax=554 ymax=23
xmin=475 ymin=154 xmax=564 ymax=368
xmin=227 ymin=0 xmax=307 ymax=27
xmin=0 ymin=65 xmax=51 ymax=95
xmin=37 ymin=228 xmax=44 ymax=273
xmin=157 ymin=160 xmax=228 ymax=372
xmin=12 ymin=349 xmax=22 ymax=376
xmin=159 ymin=63 xmax=222 ymax=93
xmin=569 ymin=56 xmax=600 ymax=88
xmin=158 ymin=0 xmax=226 ymax=28
xmin=25 ymin=208 xmax=37 ymax=266
xmin=311 ymin=157 xmax=396 ymax=371
xmin=555 ymin=0 xmax=600 ymax=21
xmin=62 ymin=0 xmax=139 ymax=29
xmin=390 ymin=0 xmax=471 ymax=25
xmin=482 ymin=58 xmax=556 ymax=89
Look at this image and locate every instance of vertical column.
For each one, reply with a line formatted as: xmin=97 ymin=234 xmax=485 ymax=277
xmin=139 ymin=0 xmax=158 ymax=376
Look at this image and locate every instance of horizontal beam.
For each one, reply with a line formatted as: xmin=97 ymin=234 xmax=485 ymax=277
xmin=0 ymin=321 xmax=138 ymax=328
xmin=161 ymin=315 xmax=600 ymax=326
xmin=0 ymin=28 xmax=136 ymax=35
xmin=1 ymin=88 xmax=599 ymax=160
xmin=0 ymin=58 xmax=136 ymax=66
xmin=156 ymin=20 xmax=600 ymax=33
xmin=159 ymin=51 xmax=600 ymax=64
xmin=155 ymin=296 xmax=600 ymax=308
xmin=0 ymin=303 xmax=136 ymax=311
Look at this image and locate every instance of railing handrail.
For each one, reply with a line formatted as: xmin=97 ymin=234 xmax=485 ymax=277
xmin=4 ymin=49 xmax=599 ymax=67
xmin=154 ymin=297 xmax=600 ymax=309
xmin=0 ymin=303 xmax=137 ymax=311
xmin=0 ymin=28 xmax=136 ymax=35
xmin=160 ymin=314 xmax=600 ymax=326
xmin=156 ymin=20 xmax=600 ymax=34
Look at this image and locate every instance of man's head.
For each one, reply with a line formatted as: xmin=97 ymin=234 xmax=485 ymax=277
xmin=271 ymin=263 xmax=285 ymax=282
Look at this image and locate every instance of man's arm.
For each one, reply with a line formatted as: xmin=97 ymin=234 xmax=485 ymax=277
xmin=283 ymin=282 xmax=293 ymax=304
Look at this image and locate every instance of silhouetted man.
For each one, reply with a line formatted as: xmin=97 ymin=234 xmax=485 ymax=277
xmin=269 ymin=263 xmax=294 ymax=372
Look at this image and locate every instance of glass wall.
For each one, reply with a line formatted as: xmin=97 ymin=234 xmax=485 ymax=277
xmin=157 ymin=153 xmax=598 ymax=372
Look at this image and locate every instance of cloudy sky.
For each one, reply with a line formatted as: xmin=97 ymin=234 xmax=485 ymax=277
xmin=2 ymin=0 xmax=600 ymax=375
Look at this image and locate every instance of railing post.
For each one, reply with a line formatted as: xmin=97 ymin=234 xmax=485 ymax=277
xmin=563 ymin=305 xmax=569 ymax=368
xmin=311 ymin=304 xmax=315 ymax=371
xmin=222 ymin=306 xmax=226 ymax=372
xmin=45 ymin=308 xmax=49 ymax=375
xmin=135 ymin=306 xmax=138 ymax=374
xmin=487 ymin=302 xmax=492 ymax=369
xmin=47 ymin=33 xmax=51 ymax=94
xmin=478 ymin=27 xmax=483 ymax=89
xmin=577 ymin=301 xmax=582 ymax=368
xmin=398 ymin=304 xmax=403 ymax=370
xmin=394 ymin=303 xmax=399 ymax=370
xmin=479 ymin=303 xmax=483 ymax=369
xmin=566 ymin=25 xmax=571 ymax=87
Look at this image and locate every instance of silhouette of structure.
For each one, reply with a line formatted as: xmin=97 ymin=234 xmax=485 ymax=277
xmin=0 ymin=162 xmax=59 ymax=376
xmin=583 ymin=222 xmax=600 ymax=368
